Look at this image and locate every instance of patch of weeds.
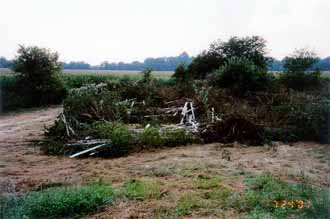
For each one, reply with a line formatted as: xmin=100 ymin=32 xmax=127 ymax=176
xmin=206 ymin=186 xmax=232 ymax=203
xmin=139 ymin=126 xmax=164 ymax=148
xmin=0 ymin=196 xmax=22 ymax=219
xmin=0 ymin=183 xmax=115 ymax=219
xmin=153 ymin=207 xmax=179 ymax=219
xmin=83 ymin=122 xmax=136 ymax=157
xmin=162 ymin=128 xmax=195 ymax=147
xmin=179 ymin=169 xmax=195 ymax=178
xmin=38 ymin=138 xmax=68 ymax=156
xmin=195 ymin=175 xmax=222 ymax=190
xmin=120 ymin=179 xmax=162 ymax=201
xmin=237 ymin=173 xmax=330 ymax=219
xmin=176 ymin=193 xmax=202 ymax=216
xmin=139 ymin=127 xmax=195 ymax=148
xmin=101 ymin=123 xmax=136 ymax=157
xmin=85 ymin=121 xmax=116 ymax=139
xmin=147 ymin=166 xmax=176 ymax=177
xmin=301 ymin=187 xmax=330 ymax=219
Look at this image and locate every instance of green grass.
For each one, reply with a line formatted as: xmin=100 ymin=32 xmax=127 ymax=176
xmin=237 ymin=174 xmax=330 ymax=219
xmin=321 ymin=71 xmax=330 ymax=78
xmin=0 ymin=68 xmax=173 ymax=78
xmin=176 ymin=193 xmax=202 ymax=216
xmin=119 ymin=179 xmax=162 ymax=201
xmin=0 ymin=68 xmax=13 ymax=76
xmin=194 ymin=175 xmax=222 ymax=190
xmin=0 ymin=183 xmax=115 ymax=219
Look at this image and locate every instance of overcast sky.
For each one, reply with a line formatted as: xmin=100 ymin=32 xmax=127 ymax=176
xmin=0 ymin=0 xmax=329 ymax=64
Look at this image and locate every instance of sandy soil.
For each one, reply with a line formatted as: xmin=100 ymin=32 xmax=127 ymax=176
xmin=0 ymin=107 xmax=329 ymax=218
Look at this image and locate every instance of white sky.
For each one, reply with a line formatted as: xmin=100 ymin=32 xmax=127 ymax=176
xmin=0 ymin=0 xmax=329 ymax=64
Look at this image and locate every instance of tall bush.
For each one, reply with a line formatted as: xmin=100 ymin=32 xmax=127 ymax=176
xmin=215 ymin=57 xmax=272 ymax=95
xmin=10 ymin=45 xmax=67 ymax=107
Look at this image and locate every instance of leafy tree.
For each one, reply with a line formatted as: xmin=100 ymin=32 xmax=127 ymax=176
xmin=280 ymin=49 xmax=321 ymax=90
xmin=11 ymin=45 xmax=67 ymax=106
xmin=187 ymin=51 xmax=225 ymax=79
xmin=215 ymin=57 xmax=272 ymax=96
xmin=283 ymin=49 xmax=318 ymax=73
xmin=172 ymin=64 xmax=191 ymax=84
xmin=188 ymin=36 xmax=270 ymax=79
xmin=215 ymin=36 xmax=270 ymax=70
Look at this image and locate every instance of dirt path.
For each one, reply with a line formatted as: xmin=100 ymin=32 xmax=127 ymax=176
xmin=0 ymin=107 xmax=329 ymax=218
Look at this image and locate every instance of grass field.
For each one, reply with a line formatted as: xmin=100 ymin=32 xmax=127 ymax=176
xmin=2 ymin=67 xmax=330 ymax=78
xmin=0 ymin=68 xmax=173 ymax=79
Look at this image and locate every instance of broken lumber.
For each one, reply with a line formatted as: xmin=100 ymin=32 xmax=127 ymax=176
xmin=69 ymin=144 xmax=106 ymax=158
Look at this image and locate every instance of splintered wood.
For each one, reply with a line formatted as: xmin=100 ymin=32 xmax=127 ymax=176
xmin=180 ymin=101 xmax=199 ymax=133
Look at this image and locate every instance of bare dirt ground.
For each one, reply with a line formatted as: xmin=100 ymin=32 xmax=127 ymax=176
xmin=0 ymin=107 xmax=329 ymax=218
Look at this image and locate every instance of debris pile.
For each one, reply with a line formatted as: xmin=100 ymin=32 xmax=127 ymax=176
xmin=40 ymin=81 xmax=328 ymax=158
xmin=199 ymin=114 xmax=265 ymax=145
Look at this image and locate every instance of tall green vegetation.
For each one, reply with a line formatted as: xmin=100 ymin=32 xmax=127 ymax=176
xmin=11 ymin=46 xmax=67 ymax=105
xmin=280 ymin=49 xmax=321 ymax=90
xmin=172 ymin=63 xmax=190 ymax=84
xmin=1 ymin=46 xmax=67 ymax=111
xmin=0 ymin=183 xmax=115 ymax=219
xmin=214 ymin=57 xmax=272 ymax=95
xmin=185 ymin=36 xmax=270 ymax=79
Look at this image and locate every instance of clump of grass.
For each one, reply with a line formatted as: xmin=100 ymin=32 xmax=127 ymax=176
xmin=120 ymin=179 xmax=162 ymax=201
xmin=194 ymin=175 xmax=222 ymax=190
xmin=176 ymin=193 xmax=201 ymax=216
xmin=0 ymin=183 xmax=115 ymax=219
xmin=206 ymin=186 xmax=232 ymax=203
xmin=236 ymin=173 xmax=330 ymax=219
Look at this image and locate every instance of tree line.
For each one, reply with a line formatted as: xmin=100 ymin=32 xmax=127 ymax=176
xmin=1 ymin=51 xmax=330 ymax=71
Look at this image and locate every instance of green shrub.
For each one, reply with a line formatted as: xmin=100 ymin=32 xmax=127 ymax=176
xmin=172 ymin=64 xmax=191 ymax=84
xmin=162 ymin=128 xmax=195 ymax=147
xmin=39 ymin=138 xmax=68 ymax=156
xmin=83 ymin=122 xmax=135 ymax=157
xmin=103 ymin=123 xmax=135 ymax=157
xmin=139 ymin=127 xmax=164 ymax=148
xmin=1 ymin=184 xmax=115 ymax=219
xmin=139 ymin=127 xmax=194 ymax=148
xmin=272 ymin=98 xmax=328 ymax=141
xmin=215 ymin=57 xmax=273 ymax=96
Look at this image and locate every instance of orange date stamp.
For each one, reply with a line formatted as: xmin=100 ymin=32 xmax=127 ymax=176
xmin=274 ymin=200 xmax=312 ymax=209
